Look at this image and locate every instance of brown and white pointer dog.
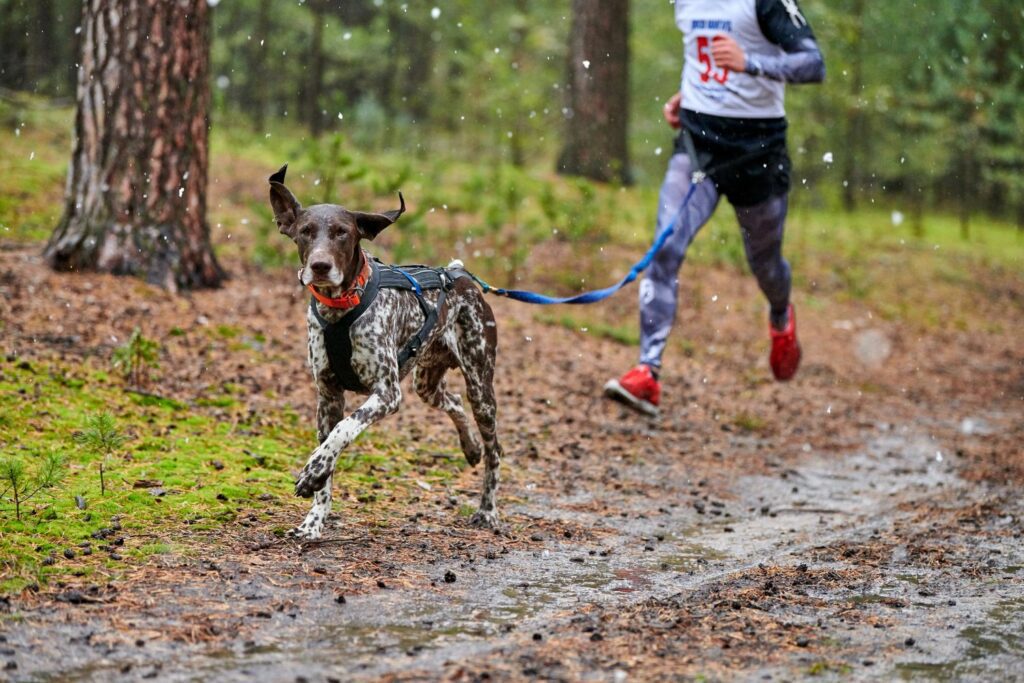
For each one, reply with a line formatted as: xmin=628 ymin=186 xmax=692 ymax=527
xmin=269 ymin=165 xmax=503 ymax=539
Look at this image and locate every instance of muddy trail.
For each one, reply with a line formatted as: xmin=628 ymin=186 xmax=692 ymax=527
xmin=2 ymin=246 xmax=1023 ymax=681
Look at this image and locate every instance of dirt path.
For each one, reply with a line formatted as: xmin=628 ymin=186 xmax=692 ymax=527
xmin=2 ymin=248 xmax=1022 ymax=681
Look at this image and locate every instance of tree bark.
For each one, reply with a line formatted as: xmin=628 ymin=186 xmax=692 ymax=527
xmin=45 ymin=0 xmax=224 ymax=292
xmin=556 ymin=0 xmax=630 ymax=184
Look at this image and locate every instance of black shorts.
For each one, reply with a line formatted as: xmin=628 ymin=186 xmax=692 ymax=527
xmin=675 ymin=110 xmax=792 ymax=208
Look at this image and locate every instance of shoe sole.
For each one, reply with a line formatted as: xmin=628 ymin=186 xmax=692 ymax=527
xmin=603 ymin=380 xmax=660 ymax=417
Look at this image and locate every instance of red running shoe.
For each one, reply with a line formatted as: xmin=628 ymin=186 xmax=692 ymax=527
xmin=769 ymin=304 xmax=801 ymax=381
xmin=604 ymin=365 xmax=661 ymax=416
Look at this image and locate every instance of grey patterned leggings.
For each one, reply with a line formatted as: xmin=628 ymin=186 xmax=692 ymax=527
xmin=638 ymin=153 xmax=792 ymax=369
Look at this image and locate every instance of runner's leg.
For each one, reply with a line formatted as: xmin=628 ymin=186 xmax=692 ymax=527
xmin=638 ymin=153 xmax=720 ymax=369
xmin=735 ymin=193 xmax=791 ymax=329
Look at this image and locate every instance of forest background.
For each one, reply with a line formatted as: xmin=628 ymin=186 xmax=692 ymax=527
xmin=3 ymin=0 xmax=1024 ymax=236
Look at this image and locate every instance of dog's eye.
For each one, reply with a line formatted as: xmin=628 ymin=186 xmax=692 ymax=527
xmin=299 ymin=225 xmax=315 ymax=238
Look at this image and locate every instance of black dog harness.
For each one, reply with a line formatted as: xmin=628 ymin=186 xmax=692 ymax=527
xmin=308 ymin=257 xmax=470 ymax=392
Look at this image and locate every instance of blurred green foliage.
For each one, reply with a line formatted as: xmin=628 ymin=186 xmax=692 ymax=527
xmin=1 ymin=0 xmax=1023 ymax=229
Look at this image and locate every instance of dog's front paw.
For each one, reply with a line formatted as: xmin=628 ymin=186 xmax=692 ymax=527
xmin=295 ymin=462 xmax=330 ymax=498
xmin=461 ymin=434 xmax=483 ymax=467
xmin=468 ymin=509 xmax=500 ymax=530
xmin=286 ymin=524 xmax=322 ymax=541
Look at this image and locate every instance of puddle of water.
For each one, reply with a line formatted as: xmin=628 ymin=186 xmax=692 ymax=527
xmin=895 ymin=598 xmax=1024 ymax=681
xmin=848 ymin=593 xmax=907 ymax=608
xmin=656 ymin=540 xmax=727 ymax=573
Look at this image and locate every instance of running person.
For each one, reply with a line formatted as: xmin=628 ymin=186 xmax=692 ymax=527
xmin=604 ymin=0 xmax=825 ymax=416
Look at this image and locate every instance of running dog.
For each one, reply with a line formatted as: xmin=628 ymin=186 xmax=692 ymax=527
xmin=268 ymin=165 xmax=503 ymax=539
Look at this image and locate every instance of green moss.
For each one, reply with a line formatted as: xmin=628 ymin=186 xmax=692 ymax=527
xmin=732 ymin=412 xmax=768 ymax=434
xmin=0 ymin=355 xmax=456 ymax=594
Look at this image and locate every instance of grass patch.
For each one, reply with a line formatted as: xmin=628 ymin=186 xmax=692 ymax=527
xmin=0 ymin=94 xmax=73 ymax=243
xmin=732 ymin=412 xmax=769 ymax=434
xmin=806 ymin=660 xmax=853 ymax=676
xmin=534 ymin=312 xmax=640 ymax=346
xmin=0 ymin=354 xmax=460 ymax=594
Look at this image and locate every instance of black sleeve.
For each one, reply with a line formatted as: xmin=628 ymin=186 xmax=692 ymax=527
xmin=756 ymin=0 xmax=816 ymax=51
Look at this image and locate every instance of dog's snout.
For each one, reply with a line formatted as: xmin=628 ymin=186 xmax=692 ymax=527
xmin=310 ymin=259 xmax=332 ymax=276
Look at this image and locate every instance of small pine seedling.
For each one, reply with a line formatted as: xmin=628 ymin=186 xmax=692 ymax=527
xmin=111 ymin=327 xmax=161 ymax=388
xmin=74 ymin=413 xmax=127 ymax=495
xmin=0 ymin=453 xmax=66 ymax=521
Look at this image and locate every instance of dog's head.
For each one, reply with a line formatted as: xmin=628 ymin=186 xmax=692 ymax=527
xmin=268 ymin=164 xmax=405 ymax=290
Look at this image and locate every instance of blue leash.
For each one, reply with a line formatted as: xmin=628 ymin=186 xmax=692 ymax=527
xmin=469 ymin=181 xmax=700 ymax=305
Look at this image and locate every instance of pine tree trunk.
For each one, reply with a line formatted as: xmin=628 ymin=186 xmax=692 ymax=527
xmin=556 ymin=0 xmax=630 ymax=184
xmin=26 ymin=0 xmax=56 ymax=92
xmin=248 ymin=0 xmax=273 ymax=132
xmin=308 ymin=2 xmax=326 ymax=137
xmin=841 ymin=0 xmax=865 ymax=212
xmin=45 ymin=0 xmax=224 ymax=292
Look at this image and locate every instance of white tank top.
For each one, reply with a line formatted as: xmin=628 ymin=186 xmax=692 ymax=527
xmin=675 ymin=0 xmax=787 ymax=119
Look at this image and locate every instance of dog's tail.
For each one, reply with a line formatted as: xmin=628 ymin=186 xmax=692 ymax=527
xmin=447 ymin=258 xmax=465 ymax=270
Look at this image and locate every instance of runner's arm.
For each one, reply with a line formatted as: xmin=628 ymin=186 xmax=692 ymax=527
xmin=746 ymin=0 xmax=825 ymax=84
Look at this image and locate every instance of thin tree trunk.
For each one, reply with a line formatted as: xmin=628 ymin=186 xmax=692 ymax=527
xmin=911 ymin=187 xmax=925 ymax=239
xmin=45 ymin=0 xmax=224 ymax=292
xmin=508 ymin=0 xmax=529 ymax=167
xmin=308 ymin=2 xmax=326 ymax=137
xmin=26 ymin=0 xmax=56 ymax=93
xmin=959 ymin=158 xmax=971 ymax=241
xmin=557 ymin=0 xmax=630 ymax=184
xmin=250 ymin=0 xmax=272 ymax=131
xmin=841 ymin=0 xmax=865 ymax=212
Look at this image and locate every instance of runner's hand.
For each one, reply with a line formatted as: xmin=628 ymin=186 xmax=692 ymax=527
xmin=711 ymin=34 xmax=746 ymax=72
xmin=662 ymin=91 xmax=682 ymax=129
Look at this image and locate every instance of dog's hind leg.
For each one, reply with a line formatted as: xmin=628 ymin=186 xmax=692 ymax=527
xmin=290 ymin=393 xmax=345 ymax=539
xmin=455 ymin=296 xmax=503 ymax=529
xmin=414 ymin=362 xmax=482 ymax=466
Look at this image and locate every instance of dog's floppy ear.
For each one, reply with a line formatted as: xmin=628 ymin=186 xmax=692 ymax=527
xmin=268 ymin=164 xmax=302 ymax=237
xmin=352 ymin=192 xmax=405 ymax=240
